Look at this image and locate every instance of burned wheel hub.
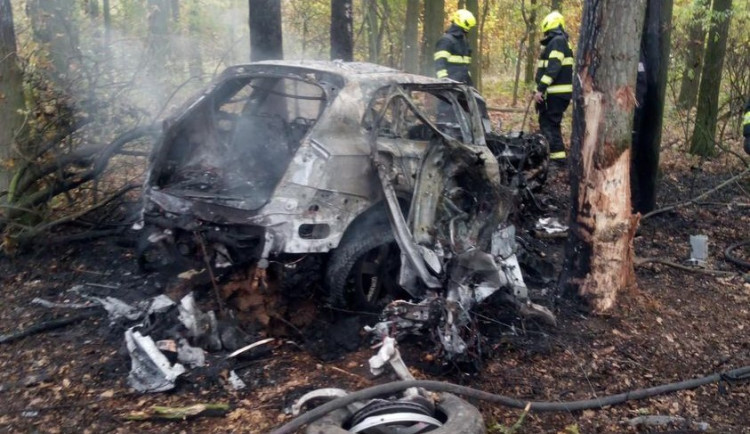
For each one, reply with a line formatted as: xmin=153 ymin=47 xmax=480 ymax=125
xmin=348 ymin=398 xmax=441 ymax=433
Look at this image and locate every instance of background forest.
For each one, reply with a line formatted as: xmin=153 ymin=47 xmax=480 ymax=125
xmin=1 ymin=0 xmax=749 ymax=246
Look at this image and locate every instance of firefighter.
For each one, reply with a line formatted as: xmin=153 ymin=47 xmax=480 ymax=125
xmin=534 ymin=11 xmax=574 ymax=162
xmin=434 ymin=9 xmax=476 ymax=86
xmin=744 ymin=98 xmax=750 ymax=155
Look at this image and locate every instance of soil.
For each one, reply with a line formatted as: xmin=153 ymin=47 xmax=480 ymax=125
xmin=1 ymin=149 xmax=749 ymax=433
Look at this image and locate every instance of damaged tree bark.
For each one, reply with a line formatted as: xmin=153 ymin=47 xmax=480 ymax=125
xmin=561 ymin=0 xmax=646 ymax=312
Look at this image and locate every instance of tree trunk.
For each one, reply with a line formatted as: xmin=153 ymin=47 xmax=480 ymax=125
xmin=366 ymin=0 xmax=380 ymax=63
xmin=631 ymin=0 xmax=673 ymax=214
xmin=102 ymin=0 xmax=111 ymax=47
xmin=330 ymin=0 xmax=353 ymax=61
xmin=562 ymin=0 xmax=646 ymax=313
xmin=551 ymin=0 xmax=562 ymax=11
xmin=147 ymin=0 xmax=170 ymax=73
xmin=403 ymin=0 xmax=420 ymax=73
xmin=86 ymin=0 xmax=99 ymax=19
xmin=466 ymin=0 xmax=480 ymax=89
xmin=420 ymin=0 xmax=444 ymax=76
xmin=524 ymin=0 xmax=539 ymax=85
xmin=677 ymin=0 xmax=708 ymax=109
xmin=26 ymin=0 xmax=81 ymax=88
xmin=689 ymin=0 xmax=732 ymax=156
xmin=249 ymin=0 xmax=283 ymax=61
xmin=0 ymin=0 xmax=25 ymax=194
xmin=187 ymin=0 xmax=203 ymax=78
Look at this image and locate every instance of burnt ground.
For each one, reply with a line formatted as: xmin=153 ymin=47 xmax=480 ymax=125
xmin=1 ymin=154 xmax=750 ymax=433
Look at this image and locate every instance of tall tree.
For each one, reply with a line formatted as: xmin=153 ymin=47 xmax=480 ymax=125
xmin=365 ymin=0 xmax=381 ymax=62
xmin=249 ymin=0 xmax=283 ymax=61
xmin=677 ymin=0 xmax=709 ymax=109
xmin=524 ymin=0 xmax=539 ymax=84
xmin=0 ymin=0 xmax=25 ymax=194
xmin=403 ymin=0 xmax=420 ymax=73
xmin=551 ymin=0 xmax=563 ymax=11
xmin=689 ymin=0 xmax=733 ymax=156
xmin=147 ymin=0 xmax=170 ymax=72
xmin=466 ymin=0 xmax=480 ymax=88
xmin=631 ymin=0 xmax=673 ymax=213
xmin=330 ymin=0 xmax=353 ymax=61
xmin=421 ymin=0 xmax=444 ymax=75
xmin=562 ymin=0 xmax=646 ymax=313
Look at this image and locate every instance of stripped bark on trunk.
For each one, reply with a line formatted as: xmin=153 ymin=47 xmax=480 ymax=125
xmin=562 ymin=0 xmax=646 ymax=313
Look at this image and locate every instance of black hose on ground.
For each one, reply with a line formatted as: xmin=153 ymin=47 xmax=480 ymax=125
xmin=270 ymin=365 xmax=750 ymax=434
xmin=725 ymin=240 xmax=750 ymax=269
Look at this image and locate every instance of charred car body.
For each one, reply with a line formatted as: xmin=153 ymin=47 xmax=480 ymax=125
xmin=138 ymin=61 xmax=552 ymax=357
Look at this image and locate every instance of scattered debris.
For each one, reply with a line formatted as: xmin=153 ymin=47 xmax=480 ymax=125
xmin=534 ymin=217 xmax=568 ymax=236
xmin=226 ymin=337 xmax=274 ymax=359
xmin=227 ymin=370 xmax=246 ymax=390
xmin=177 ymin=338 xmax=206 ymax=368
xmin=689 ymin=234 xmax=709 ymax=266
xmin=125 ymin=328 xmax=186 ymax=393
xmin=124 ymin=403 xmax=230 ymax=421
xmin=289 ymin=388 xmax=350 ymax=416
xmin=177 ymin=293 xmax=221 ymax=351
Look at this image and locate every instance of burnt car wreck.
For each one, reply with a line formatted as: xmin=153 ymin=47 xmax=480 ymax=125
xmin=137 ymin=61 xmax=554 ymax=358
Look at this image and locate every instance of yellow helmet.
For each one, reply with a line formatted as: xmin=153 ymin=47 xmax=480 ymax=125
xmin=541 ymin=11 xmax=565 ymax=33
xmin=451 ymin=9 xmax=476 ymax=32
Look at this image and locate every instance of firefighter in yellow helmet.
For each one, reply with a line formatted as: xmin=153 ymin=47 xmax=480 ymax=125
xmin=434 ymin=9 xmax=476 ymax=86
xmin=744 ymin=98 xmax=750 ymax=154
xmin=534 ymin=11 xmax=574 ymax=162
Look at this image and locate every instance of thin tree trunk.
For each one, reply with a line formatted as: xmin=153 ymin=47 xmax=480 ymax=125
xmin=403 ymin=0 xmax=420 ymax=73
xmin=366 ymin=0 xmax=379 ymax=62
xmin=187 ymin=0 xmax=203 ymax=78
xmin=147 ymin=0 xmax=169 ymax=74
xmin=524 ymin=0 xmax=538 ymax=85
xmin=0 ymin=0 xmax=25 ymax=194
xmin=689 ymin=0 xmax=732 ymax=156
xmin=631 ymin=0 xmax=673 ymax=214
xmin=102 ymin=0 xmax=111 ymax=47
xmin=330 ymin=0 xmax=353 ymax=61
xmin=466 ymin=0 xmax=480 ymax=89
xmin=551 ymin=0 xmax=562 ymax=11
xmin=421 ymin=0 xmax=444 ymax=75
xmin=249 ymin=0 xmax=283 ymax=61
xmin=677 ymin=0 xmax=708 ymax=109
xmin=562 ymin=0 xmax=646 ymax=313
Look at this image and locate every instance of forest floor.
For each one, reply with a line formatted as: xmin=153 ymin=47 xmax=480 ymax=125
xmin=1 ymin=139 xmax=749 ymax=433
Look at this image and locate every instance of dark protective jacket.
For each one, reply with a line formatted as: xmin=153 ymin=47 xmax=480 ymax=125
xmin=744 ymin=98 xmax=750 ymax=137
xmin=434 ymin=24 xmax=473 ymax=86
xmin=535 ymin=28 xmax=574 ymax=97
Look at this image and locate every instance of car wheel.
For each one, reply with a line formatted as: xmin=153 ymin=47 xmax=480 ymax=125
xmin=305 ymin=393 xmax=486 ymax=434
xmin=325 ymin=224 xmax=404 ymax=311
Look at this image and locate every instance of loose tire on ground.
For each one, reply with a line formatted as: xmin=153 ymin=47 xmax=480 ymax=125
xmin=305 ymin=392 xmax=485 ymax=434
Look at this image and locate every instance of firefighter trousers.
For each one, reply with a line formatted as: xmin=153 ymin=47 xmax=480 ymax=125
xmin=537 ymin=95 xmax=570 ymax=157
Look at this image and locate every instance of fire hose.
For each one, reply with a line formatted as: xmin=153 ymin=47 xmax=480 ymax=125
xmin=270 ymin=365 xmax=750 ymax=434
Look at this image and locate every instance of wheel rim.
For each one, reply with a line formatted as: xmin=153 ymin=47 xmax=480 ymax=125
xmin=351 ymin=242 xmax=400 ymax=307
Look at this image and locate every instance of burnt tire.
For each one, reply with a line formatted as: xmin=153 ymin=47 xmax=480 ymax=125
xmin=325 ymin=223 xmax=403 ymax=311
xmin=305 ymin=393 xmax=485 ymax=434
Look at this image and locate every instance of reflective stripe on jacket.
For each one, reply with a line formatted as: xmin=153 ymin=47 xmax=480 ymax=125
xmin=744 ymin=98 xmax=750 ymax=137
xmin=535 ymin=29 xmax=574 ymax=98
xmin=434 ymin=24 xmax=473 ymax=85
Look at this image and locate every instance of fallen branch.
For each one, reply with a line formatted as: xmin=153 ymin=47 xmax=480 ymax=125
xmin=124 ymin=403 xmax=230 ymax=421
xmin=634 ymin=257 xmax=736 ymax=277
xmin=0 ymin=310 xmax=102 ymax=345
xmin=642 ymin=167 xmax=750 ymax=219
